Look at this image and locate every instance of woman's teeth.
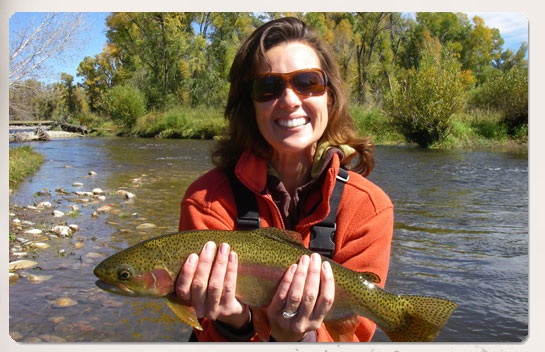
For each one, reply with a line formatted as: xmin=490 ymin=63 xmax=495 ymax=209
xmin=277 ymin=118 xmax=307 ymax=128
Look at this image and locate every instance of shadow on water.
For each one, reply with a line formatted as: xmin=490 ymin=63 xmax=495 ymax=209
xmin=9 ymin=139 xmax=528 ymax=342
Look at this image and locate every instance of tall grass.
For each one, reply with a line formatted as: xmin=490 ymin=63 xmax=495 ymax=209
xmin=9 ymin=145 xmax=45 ymax=190
xmin=132 ymin=105 xmax=226 ymax=139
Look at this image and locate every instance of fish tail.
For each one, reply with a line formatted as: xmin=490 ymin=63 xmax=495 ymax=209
xmin=383 ymin=295 xmax=458 ymax=342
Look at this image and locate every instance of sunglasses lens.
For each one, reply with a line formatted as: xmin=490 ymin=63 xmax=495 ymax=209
xmin=252 ymin=76 xmax=284 ymax=102
xmin=292 ymin=71 xmax=326 ymax=96
xmin=251 ymin=69 xmax=327 ymax=102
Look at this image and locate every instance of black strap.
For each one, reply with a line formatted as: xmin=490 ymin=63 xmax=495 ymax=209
xmin=309 ymin=168 xmax=349 ymax=258
xmin=226 ymin=167 xmax=261 ymax=230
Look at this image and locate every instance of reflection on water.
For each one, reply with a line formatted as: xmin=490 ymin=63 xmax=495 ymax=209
xmin=9 ymin=138 xmax=528 ymax=342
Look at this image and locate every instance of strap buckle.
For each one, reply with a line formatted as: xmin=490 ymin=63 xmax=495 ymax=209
xmin=236 ymin=217 xmax=261 ymax=231
xmin=309 ymin=223 xmax=336 ymax=257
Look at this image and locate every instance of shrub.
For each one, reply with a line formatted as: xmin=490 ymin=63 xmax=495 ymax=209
xmin=384 ymin=46 xmax=466 ymax=147
xmin=470 ymin=66 xmax=528 ymax=135
xmin=105 ymin=85 xmax=146 ymax=129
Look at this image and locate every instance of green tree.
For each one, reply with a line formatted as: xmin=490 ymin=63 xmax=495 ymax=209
xmin=385 ymin=41 xmax=466 ymax=147
xmin=105 ymin=84 xmax=146 ymax=129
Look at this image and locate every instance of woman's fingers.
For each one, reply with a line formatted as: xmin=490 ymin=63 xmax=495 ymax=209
xmin=191 ymin=241 xmax=216 ymax=317
xmin=311 ymin=260 xmax=335 ymax=321
xmin=175 ymin=252 xmax=199 ymax=302
xmin=297 ymin=253 xmax=322 ymax=319
xmin=283 ymin=255 xmax=310 ymax=316
xmin=220 ymin=250 xmax=239 ymax=306
xmin=205 ymin=243 xmax=230 ymax=317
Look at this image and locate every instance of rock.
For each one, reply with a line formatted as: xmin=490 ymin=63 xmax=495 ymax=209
xmin=9 ymin=272 xmax=19 ymax=283
xmin=51 ymin=225 xmax=72 ymax=237
xmin=68 ymin=205 xmax=79 ymax=212
xmin=12 ymin=218 xmax=21 ymax=224
xmin=36 ymin=191 xmax=51 ymax=197
xmin=24 ymin=228 xmax=43 ymax=235
xmin=92 ymin=211 xmax=98 ymax=218
xmin=9 ymin=331 xmax=23 ymax=340
xmin=52 ymin=297 xmax=78 ymax=308
xmin=96 ymin=195 xmax=106 ymax=202
xmin=89 ymin=171 xmax=97 ymax=176
xmin=9 ymin=259 xmax=38 ymax=270
xmin=37 ymin=201 xmax=52 ymax=208
xmin=11 ymin=252 xmax=28 ymax=257
xmin=68 ymin=224 xmax=79 ymax=232
xmin=116 ymin=190 xmax=136 ymax=199
xmin=31 ymin=242 xmax=50 ymax=249
xmin=72 ymin=182 xmax=83 ymax=187
xmin=22 ymin=220 xmax=35 ymax=226
xmin=92 ymin=188 xmax=104 ymax=195
xmin=75 ymin=191 xmax=93 ymax=197
xmin=136 ymin=223 xmax=157 ymax=230
xmin=85 ymin=252 xmax=105 ymax=259
xmin=97 ymin=205 xmax=112 ymax=213
xmin=24 ymin=273 xmax=53 ymax=283
xmin=48 ymin=316 xmax=65 ymax=324
xmin=38 ymin=334 xmax=66 ymax=342
xmin=73 ymin=242 xmax=85 ymax=249
xmin=25 ymin=205 xmax=38 ymax=210
xmin=53 ymin=210 xmax=65 ymax=217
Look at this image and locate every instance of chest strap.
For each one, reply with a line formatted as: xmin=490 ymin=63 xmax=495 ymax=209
xmin=225 ymin=167 xmax=348 ymax=258
xmin=226 ymin=167 xmax=261 ymax=230
xmin=309 ymin=168 xmax=349 ymax=257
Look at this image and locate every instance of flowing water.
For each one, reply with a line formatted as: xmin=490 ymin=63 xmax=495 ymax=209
xmin=8 ymin=137 xmax=528 ymax=343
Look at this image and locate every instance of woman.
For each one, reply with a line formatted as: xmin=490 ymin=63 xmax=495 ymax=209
xmin=176 ymin=17 xmax=394 ymax=342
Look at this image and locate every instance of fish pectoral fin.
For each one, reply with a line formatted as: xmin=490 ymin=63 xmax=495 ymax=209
xmin=164 ymin=295 xmax=203 ymax=331
xmin=250 ymin=306 xmax=271 ymax=341
xmin=324 ymin=315 xmax=360 ymax=342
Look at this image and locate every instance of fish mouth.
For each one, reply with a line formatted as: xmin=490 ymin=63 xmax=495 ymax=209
xmin=95 ymin=279 xmax=137 ymax=297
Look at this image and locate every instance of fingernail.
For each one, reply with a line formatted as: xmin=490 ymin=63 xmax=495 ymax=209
xmin=323 ymin=260 xmax=331 ymax=273
xmin=311 ymin=253 xmax=321 ymax=265
xmin=229 ymin=251 xmax=237 ymax=263
xmin=188 ymin=253 xmax=198 ymax=264
xmin=301 ymin=255 xmax=309 ymax=266
xmin=220 ymin=243 xmax=229 ymax=254
xmin=204 ymin=241 xmax=215 ymax=252
xmin=290 ymin=264 xmax=297 ymax=273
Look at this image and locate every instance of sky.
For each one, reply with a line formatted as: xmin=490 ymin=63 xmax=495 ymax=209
xmin=8 ymin=11 xmax=529 ymax=85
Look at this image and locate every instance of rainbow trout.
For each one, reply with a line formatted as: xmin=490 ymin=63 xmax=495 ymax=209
xmin=93 ymin=227 xmax=457 ymax=342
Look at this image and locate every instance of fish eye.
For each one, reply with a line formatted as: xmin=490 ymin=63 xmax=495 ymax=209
xmin=117 ymin=268 xmax=132 ymax=281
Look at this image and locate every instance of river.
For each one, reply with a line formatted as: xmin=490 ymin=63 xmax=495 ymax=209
xmin=8 ymin=137 xmax=528 ymax=343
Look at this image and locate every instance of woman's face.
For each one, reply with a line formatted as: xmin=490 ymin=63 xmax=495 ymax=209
xmin=253 ymin=42 xmax=329 ymax=159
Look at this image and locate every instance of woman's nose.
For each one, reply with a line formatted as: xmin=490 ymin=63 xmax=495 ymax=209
xmin=278 ymin=86 xmax=302 ymax=109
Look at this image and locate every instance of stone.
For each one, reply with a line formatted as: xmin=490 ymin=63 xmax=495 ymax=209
xmin=9 ymin=259 xmax=37 ymax=270
xmin=72 ymin=182 xmax=83 ymax=187
xmin=97 ymin=205 xmax=112 ymax=213
xmin=53 ymin=210 xmax=65 ymax=217
xmin=52 ymin=297 xmax=78 ymax=308
xmin=92 ymin=188 xmax=104 ymax=195
xmin=136 ymin=223 xmax=157 ymax=230
xmin=89 ymin=171 xmax=97 ymax=176
xmin=24 ymin=229 xmax=42 ymax=235
xmin=31 ymin=242 xmax=50 ymax=249
xmin=51 ymin=225 xmax=72 ymax=237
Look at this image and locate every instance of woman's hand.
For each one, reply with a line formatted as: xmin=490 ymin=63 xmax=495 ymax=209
xmin=175 ymin=241 xmax=250 ymax=329
xmin=266 ymin=253 xmax=335 ymax=341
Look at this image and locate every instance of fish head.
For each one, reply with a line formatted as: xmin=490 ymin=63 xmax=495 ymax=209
xmin=93 ymin=246 xmax=175 ymax=298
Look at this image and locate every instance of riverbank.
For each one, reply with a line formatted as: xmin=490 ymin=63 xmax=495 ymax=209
xmin=74 ymin=105 xmax=527 ymax=150
xmin=9 ymin=145 xmax=45 ymax=190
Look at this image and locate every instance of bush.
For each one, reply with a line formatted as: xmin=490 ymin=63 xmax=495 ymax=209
xmin=384 ymin=46 xmax=466 ymax=147
xmin=105 ymin=85 xmax=146 ymax=129
xmin=470 ymin=66 xmax=528 ymax=135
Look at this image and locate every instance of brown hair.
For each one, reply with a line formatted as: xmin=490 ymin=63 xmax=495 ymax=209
xmin=212 ymin=17 xmax=374 ymax=176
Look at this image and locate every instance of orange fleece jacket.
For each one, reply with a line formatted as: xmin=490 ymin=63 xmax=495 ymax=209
xmin=179 ymin=150 xmax=394 ymax=342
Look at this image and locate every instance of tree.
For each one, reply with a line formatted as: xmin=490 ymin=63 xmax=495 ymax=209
xmin=385 ymin=41 xmax=466 ymax=147
xmin=9 ymin=13 xmax=89 ymax=87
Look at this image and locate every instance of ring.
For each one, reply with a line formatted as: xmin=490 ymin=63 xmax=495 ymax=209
xmin=282 ymin=309 xmax=298 ymax=319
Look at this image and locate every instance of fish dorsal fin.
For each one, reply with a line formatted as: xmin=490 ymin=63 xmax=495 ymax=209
xmin=255 ymin=227 xmax=305 ymax=248
xmin=360 ymin=272 xmax=381 ymax=284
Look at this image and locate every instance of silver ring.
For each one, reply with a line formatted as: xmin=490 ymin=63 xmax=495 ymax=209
xmin=282 ymin=309 xmax=298 ymax=319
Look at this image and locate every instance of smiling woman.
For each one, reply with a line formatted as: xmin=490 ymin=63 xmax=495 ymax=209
xmin=176 ymin=17 xmax=394 ymax=343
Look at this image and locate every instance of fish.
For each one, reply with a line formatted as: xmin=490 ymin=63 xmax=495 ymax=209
xmin=93 ymin=227 xmax=457 ymax=342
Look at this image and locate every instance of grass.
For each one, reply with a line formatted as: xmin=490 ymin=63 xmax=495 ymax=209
xmin=74 ymin=104 xmax=526 ymax=150
xmin=9 ymin=145 xmax=45 ymax=190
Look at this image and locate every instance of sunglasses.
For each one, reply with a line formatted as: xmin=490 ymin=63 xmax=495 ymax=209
xmin=251 ymin=68 xmax=328 ymax=102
